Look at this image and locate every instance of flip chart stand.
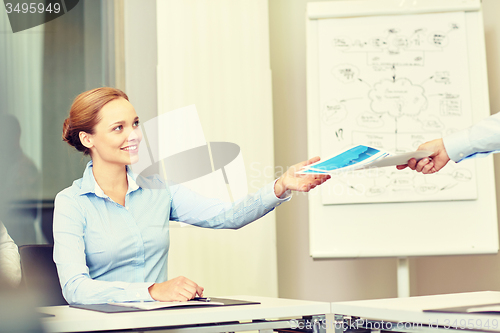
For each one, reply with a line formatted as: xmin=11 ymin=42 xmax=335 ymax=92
xmin=397 ymin=257 xmax=410 ymax=298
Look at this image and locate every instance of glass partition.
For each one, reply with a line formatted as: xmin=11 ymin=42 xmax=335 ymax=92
xmin=0 ymin=1 xmax=115 ymax=246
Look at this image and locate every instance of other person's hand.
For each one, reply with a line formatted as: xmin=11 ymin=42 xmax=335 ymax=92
xmin=396 ymin=139 xmax=450 ymax=174
xmin=148 ymin=276 xmax=204 ymax=302
xmin=274 ymin=156 xmax=331 ymax=197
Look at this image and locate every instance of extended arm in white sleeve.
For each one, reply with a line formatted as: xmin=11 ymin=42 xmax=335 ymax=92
xmin=444 ymin=111 xmax=500 ymax=162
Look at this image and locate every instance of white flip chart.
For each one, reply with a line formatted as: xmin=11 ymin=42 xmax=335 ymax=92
xmin=306 ymin=0 xmax=498 ymax=258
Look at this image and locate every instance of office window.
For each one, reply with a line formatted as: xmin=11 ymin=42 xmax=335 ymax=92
xmin=0 ymin=1 xmax=119 ymax=245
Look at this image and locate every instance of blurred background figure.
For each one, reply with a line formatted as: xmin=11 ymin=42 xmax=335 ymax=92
xmin=0 ymin=209 xmax=41 ymax=333
xmin=0 ymin=220 xmax=21 ymax=287
xmin=0 ymin=114 xmax=40 ymax=246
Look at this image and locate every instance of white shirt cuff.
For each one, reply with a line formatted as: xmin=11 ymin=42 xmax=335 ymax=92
xmin=443 ymin=129 xmax=474 ymax=162
xmin=126 ymin=282 xmax=155 ymax=302
xmin=260 ymin=180 xmax=292 ymax=210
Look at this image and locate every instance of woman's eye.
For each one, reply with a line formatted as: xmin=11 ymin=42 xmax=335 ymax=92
xmin=114 ymin=125 xmax=123 ymax=131
xmin=134 ymin=120 xmax=140 ymax=127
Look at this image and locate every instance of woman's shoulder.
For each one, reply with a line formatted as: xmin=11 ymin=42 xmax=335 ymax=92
xmin=56 ymin=160 xmax=95 ymax=199
xmin=134 ymin=173 xmax=169 ymax=191
xmin=54 ymin=177 xmax=85 ymax=202
xmin=53 ymin=179 xmax=88 ymax=223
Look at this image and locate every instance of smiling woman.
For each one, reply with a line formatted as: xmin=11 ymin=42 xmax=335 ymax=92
xmin=53 ymin=87 xmax=330 ymax=305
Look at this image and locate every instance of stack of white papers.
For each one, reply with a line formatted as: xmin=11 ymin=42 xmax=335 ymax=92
xmin=297 ymin=145 xmax=432 ymax=174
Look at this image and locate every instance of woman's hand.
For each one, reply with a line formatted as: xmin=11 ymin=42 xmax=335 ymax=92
xmin=274 ymin=156 xmax=331 ymax=197
xmin=148 ymin=276 xmax=204 ymax=302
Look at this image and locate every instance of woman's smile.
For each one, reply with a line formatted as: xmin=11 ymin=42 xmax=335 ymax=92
xmin=121 ymin=144 xmax=138 ymax=152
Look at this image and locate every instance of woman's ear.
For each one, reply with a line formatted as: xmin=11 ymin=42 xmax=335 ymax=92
xmin=79 ymin=131 xmax=94 ymax=149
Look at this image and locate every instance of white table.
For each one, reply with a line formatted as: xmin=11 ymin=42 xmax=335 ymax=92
xmin=38 ymin=295 xmax=331 ymax=333
xmin=331 ymin=291 xmax=500 ymax=333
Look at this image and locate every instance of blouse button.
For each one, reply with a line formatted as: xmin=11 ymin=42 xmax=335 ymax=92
xmin=126 ymin=206 xmax=129 ymax=210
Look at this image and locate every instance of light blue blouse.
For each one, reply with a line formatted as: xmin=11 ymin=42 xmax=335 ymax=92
xmin=53 ymin=161 xmax=290 ymax=305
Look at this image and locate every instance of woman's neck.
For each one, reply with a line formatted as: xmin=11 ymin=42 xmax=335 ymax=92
xmin=91 ymin=159 xmax=128 ymax=193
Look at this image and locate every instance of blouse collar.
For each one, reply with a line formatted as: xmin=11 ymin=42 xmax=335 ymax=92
xmin=78 ymin=160 xmax=140 ymax=196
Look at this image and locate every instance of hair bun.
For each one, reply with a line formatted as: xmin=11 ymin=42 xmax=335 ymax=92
xmin=62 ymin=118 xmax=72 ymax=144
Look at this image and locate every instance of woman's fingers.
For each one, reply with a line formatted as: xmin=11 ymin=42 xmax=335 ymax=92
xmin=318 ymin=175 xmax=330 ymax=183
xmin=183 ymin=284 xmax=197 ymax=297
xmin=296 ymin=156 xmax=321 ymax=170
xmin=148 ymin=276 xmax=205 ymax=302
xmin=196 ymin=285 xmax=204 ymax=297
xmin=293 ymin=175 xmax=330 ymax=192
xmin=306 ymin=156 xmax=321 ymax=165
xmin=183 ymin=277 xmax=199 ymax=288
xmin=177 ymin=288 xmax=192 ymax=301
xmin=179 ymin=278 xmax=200 ymax=300
xmin=172 ymin=276 xmax=202 ymax=301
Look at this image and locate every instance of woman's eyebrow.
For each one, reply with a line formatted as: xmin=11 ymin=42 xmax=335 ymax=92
xmin=108 ymin=120 xmax=125 ymax=128
xmin=109 ymin=117 xmax=139 ymax=128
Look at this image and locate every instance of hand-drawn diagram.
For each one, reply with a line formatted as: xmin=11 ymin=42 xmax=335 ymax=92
xmin=317 ymin=12 xmax=477 ymax=204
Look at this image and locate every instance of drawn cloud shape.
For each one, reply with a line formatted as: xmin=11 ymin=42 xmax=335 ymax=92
xmin=369 ymin=78 xmax=427 ymax=117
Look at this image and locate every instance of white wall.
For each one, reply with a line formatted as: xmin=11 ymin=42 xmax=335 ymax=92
xmin=123 ymin=0 xmax=158 ymax=123
xmin=156 ymin=0 xmax=278 ymax=297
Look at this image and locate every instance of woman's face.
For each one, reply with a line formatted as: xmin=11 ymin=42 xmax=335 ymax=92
xmin=87 ymin=97 xmax=142 ymax=166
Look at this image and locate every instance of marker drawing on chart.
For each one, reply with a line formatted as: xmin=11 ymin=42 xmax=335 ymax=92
xmin=317 ymin=11 xmax=476 ymax=204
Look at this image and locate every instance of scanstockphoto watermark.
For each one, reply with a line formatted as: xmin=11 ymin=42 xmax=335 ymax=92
xmin=287 ymin=318 xmax=386 ymax=331
xmin=249 ymin=161 xmax=385 ymax=180
xmin=249 ymin=161 xmax=385 ymax=196
xmin=289 ymin=318 xmax=423 ymax=331
xmin=289 ymin=318 xmax=500 ymax=331
xmin=3 ymin=0 xmax=81 ymax=33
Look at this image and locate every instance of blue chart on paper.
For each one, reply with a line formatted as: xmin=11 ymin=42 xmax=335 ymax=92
xmin=311 ymin=146 xmax=381 ymax=171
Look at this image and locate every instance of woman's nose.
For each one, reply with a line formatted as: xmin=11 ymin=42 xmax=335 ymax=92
xmin=127 ymin=127 xmax=142 ymax=142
